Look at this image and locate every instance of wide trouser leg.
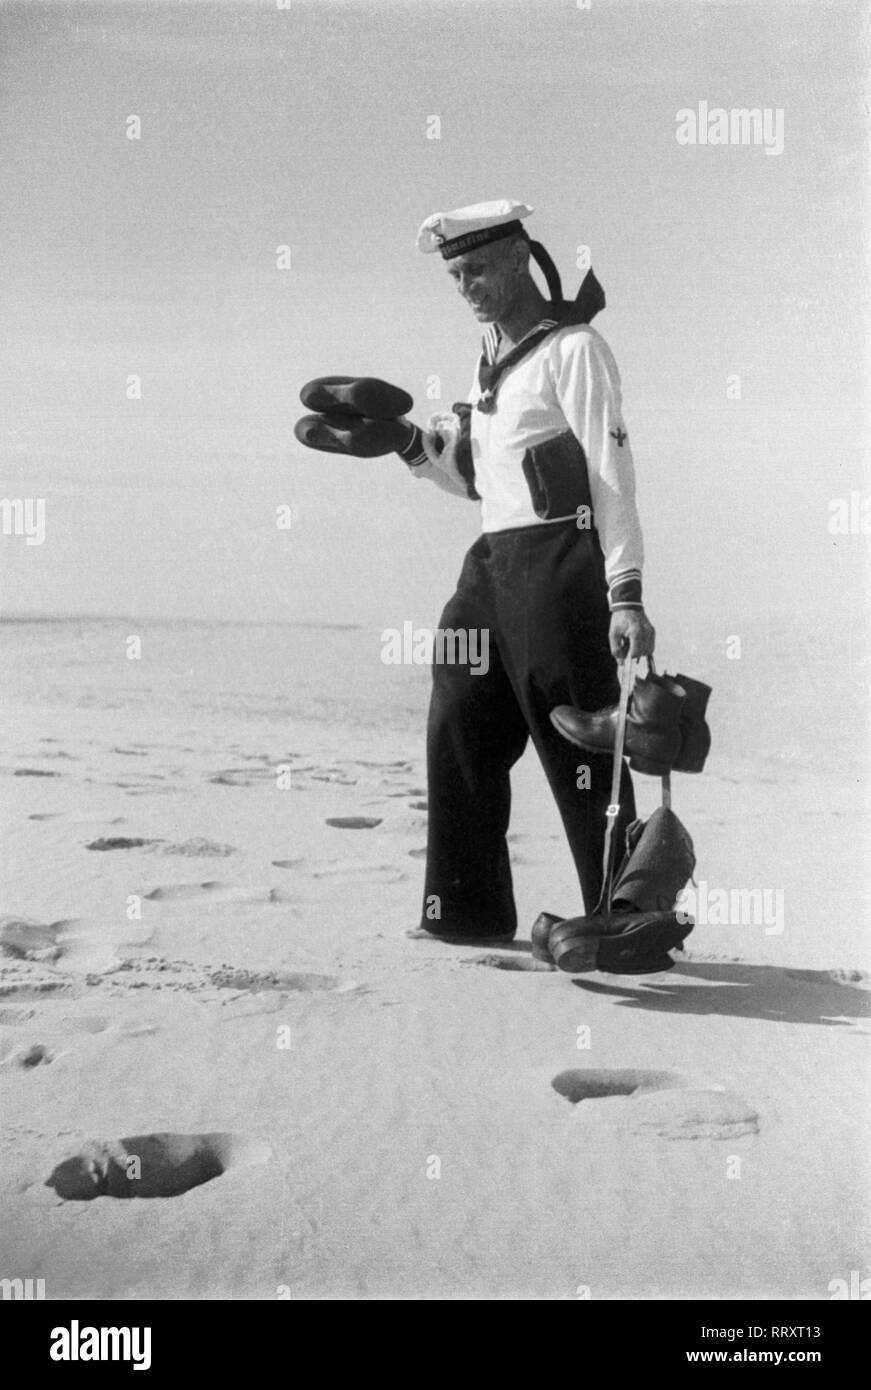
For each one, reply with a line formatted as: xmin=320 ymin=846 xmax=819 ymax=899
xmin=488 ymin=521 xmax=637 ymax=914
xmin=420 ymin=548 xmax=529 ymax=938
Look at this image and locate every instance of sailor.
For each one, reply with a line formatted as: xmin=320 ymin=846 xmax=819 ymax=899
xmin=403 ymin=199 xmax=656 ymax=943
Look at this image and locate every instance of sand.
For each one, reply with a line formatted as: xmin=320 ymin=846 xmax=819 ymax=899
xmin=1 ymin=694 xmax=869 ymax=1301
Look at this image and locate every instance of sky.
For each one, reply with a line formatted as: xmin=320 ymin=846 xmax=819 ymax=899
xmin=0 ymin=0 xmax=868 ymax=640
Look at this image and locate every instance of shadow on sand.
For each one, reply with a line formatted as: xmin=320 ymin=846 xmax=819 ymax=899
xmin=572 ymin=960 xmax=870 ymax=1027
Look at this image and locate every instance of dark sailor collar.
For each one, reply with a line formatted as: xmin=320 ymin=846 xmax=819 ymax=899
xmin=482 ymin=317 xmax=559 ymax=367
xmin=475 ymin=269 xmax=606 ymax=414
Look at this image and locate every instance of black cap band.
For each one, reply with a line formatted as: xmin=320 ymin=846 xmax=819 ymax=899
xmin=437 ymin=220 xmax=526 ymax=259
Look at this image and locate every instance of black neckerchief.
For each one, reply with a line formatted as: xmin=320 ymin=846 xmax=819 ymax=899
xmin=475 ymin=268 xmax=606 ymax=414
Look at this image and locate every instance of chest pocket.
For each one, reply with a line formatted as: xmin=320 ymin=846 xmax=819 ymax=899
xmin=521 ymin=430 xmax=594 ymax=522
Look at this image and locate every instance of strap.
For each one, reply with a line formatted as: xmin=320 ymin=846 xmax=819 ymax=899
xmin=573 ymin=267 xmax=606 ymax=321
xmin=475 ymin=267 xmax=607 ymax=414
xmin=646 ymin=655 xmax=671 ymax=810
xmin=593 ymin=657 xmax=634 ymax=915
xmin=528 ymin=239 xmax=563 ymax=303
xmin=476 ymin=321 xmax=559 ymax=412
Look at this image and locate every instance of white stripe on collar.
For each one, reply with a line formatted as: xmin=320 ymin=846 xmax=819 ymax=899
xmin=482 ymin=316 xmax=562 ymax=368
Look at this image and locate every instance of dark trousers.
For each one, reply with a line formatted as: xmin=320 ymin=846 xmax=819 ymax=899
xmin=421 ymin=519 xmax=636 ymax=938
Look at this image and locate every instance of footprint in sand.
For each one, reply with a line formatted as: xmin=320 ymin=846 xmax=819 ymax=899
xmin=86 ymin=837 xmax=160 ymax=851
xmin=208 ymin=966 xmax=356 ymax=994
xmin=152 ymin=838 xmax=237 ymax=858
xmin=0 ymin=917 xmax=72 ymax=964
xmin=552 ymin=1067 xmax=759 ymax=1141
xmin=307 ymin=862 xmax=405 ymax=885
xmin=144 ymin=882 xmax=291 ymax=904
xmin=2 ymin=1042 xmax=54 ymax=1069
xmin=45 ymin=1132 xmax=270 ymax=1201
xmin=325 ymin=816 xmax=382 ymax=830
xmin=0 ymin=978 xmax=72 ymax=1002
xmin=470 ymin=954 xmax=556 ymax=972
xmin=348 ymin=759 xmax=413 ymax=771
xmin=209 ymin=768 xmax=278 ymax=787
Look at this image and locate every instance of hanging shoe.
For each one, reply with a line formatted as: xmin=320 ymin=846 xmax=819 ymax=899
xmin=294 ymin=413 xmax=414 ymax=457
xmin=550 ymin=673 xmax=686 ymax=776
xmin=299 ymin=376 xmax=414 ymax=419
xmin=666 ymin=672 xmax=712 ymax=773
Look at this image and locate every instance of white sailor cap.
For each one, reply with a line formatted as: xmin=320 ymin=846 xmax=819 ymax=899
xmin=416 ymin=199 xmax=533 ymax=258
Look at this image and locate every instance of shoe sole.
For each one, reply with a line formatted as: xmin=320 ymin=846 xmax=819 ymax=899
xmin=597 ymin=917 xmax=691 ymax=973
xmin=300 ymin=376 xmax=413 ymax=420
xmin=294 ymin=414 xmax=354 ymax=453
xmin=293 ymin=413 xmax=409 ymax=457
xmin=550 ymin=913 xmax=693 ymax=975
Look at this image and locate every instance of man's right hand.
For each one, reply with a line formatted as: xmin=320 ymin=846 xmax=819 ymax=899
xmin=609 ymin=609 xmax=655 ymax=661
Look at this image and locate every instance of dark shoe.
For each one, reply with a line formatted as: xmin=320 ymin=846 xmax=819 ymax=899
xmin=300 ymin=376 xmax=414 ymax=419
xmin=669 ymin=673 xmax=712 ymax=773
xmin=531 ymin=911 xmax=563 ymax=963
xmin=550 ymin=674 xmax=686 ymax=777
xmin=294 ymin=413 xmax=414 ymax=457
xmin=596 ymin=913 xmax=690 ymax=974
xmin=548 ymin=910 xmax=693 ymax=975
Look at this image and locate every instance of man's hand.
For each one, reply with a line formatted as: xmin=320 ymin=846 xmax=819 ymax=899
xmin=609 ymin=609 xmax=655 ymax=661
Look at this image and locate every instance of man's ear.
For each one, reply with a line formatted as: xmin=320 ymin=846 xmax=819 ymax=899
xmin=511 ymin=235 xmax=531 ymax=273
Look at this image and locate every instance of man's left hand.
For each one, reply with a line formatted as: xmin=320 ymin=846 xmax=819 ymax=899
xmin=609 ymin=609 xmax=655 ymax=661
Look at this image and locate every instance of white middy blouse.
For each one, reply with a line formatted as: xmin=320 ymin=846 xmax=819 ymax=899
xmin=409 ymin=322 xmax=644 ymax=605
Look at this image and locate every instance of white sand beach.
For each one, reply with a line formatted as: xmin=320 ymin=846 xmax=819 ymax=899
xmin=1 ymin=618 xmax=868 ymax=1300
xmin=1 ymin=0 xmax=869 ymax=1310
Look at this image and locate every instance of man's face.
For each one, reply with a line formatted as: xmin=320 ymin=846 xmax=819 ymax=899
xmin=446 ymin=239 xmax=522 ymax=324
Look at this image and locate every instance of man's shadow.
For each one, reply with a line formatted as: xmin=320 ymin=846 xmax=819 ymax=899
xmin=569 ymin=959 xmax=870 ymax=1028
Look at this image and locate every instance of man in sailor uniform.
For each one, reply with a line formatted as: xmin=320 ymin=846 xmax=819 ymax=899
xmin=398 ymin=199 xmax=656 ymax=943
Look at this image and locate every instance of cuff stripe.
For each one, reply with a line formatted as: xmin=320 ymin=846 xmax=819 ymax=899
xmin=608 ymin=569 xmax=643 ymax=611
